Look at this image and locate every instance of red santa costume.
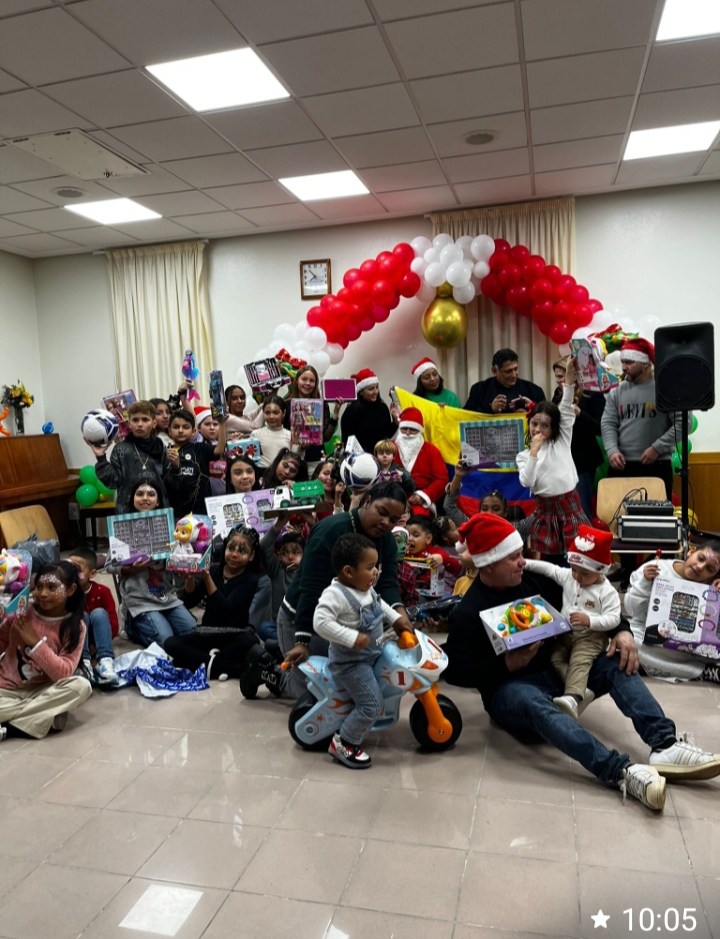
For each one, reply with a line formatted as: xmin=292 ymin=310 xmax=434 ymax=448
xmin=394 ymin=407 xmax=449 ymax=509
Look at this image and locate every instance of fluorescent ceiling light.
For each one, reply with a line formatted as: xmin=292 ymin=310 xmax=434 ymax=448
xmin=147 ymin=48 xmax=289 ymax=112
xmin=279 ymin=170 xmax=369 ymax=201
xmin=64 ymin=198 xmax=161 ymax=224
xmin=656 ymin=0 xmax=720 ymax=41
xmin=624 ymin=120 xmax=720 ymax=160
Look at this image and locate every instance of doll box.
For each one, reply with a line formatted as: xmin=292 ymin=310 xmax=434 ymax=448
xmin=108 ymin=508 xmax=175 ymax=563
xmin=402 ymin=558 xmax=444 ymax=598
xmin=643 ymin=576 xmax=720 ymax=659
xmin=0 ymin=549 xmax=33 ymax=617
xmin=480 ymin=595 xmax=571 ymax=655
xmin=166 ymin=514 xmax=213 ymax=573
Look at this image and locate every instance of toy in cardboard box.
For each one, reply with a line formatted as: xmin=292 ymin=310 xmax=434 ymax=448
xmin=569 ymin=337 xmax=618 ymax=393
xmin=108 ymin=508 xmax=175 ymax=564
xmin=227 ymin=438 xmax=261 ymax=464
xmin=290 ymin=398 xmax=323 ymax=448
xmin=182 ymin=349 xmax=200 ymax=402
xmin=244 ymin=358 xmax=291 ymax=396
xmin=643 ymin=576 xmax=720 ymax=660
xmin=167 ymin=514 xmax=213 ymax=573
xmin=102 ymin=390 xmax=136 ymax=440
xmin=265 ymin=480 xmax=325 ymax=519
xmin=402 ymin=557 xmax=444 ymax=598
xmin=205 ymin=489 xmax=276 ymax=537
xmin=459 ymin=417 xmax=526 ymax=469
xmin=209 ymin=369 xmax=226 ymax=420
xmin=0 ymin=549 xmax=32 ymax=617
xmin=480 ymin=595 xmax=571 ymax=655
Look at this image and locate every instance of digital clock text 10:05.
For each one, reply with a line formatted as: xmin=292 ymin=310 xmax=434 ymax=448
xmin=623 ymin=908 xmax=697 ymax=931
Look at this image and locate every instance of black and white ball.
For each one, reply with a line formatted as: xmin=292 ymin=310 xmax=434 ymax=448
xmin=340 ymin=453 xmax=379 ymax=492
xmin=81 ymin=408 xmax=119 ymax=446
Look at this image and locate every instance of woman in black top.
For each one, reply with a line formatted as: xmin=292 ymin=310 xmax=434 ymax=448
xmin=340 ymin=368 xmax=398 ymax=454
xmin=282 ymin=365 xmax=342 ymax=469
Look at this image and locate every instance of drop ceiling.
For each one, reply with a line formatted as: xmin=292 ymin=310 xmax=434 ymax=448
xmin=0 ymin=0 xmax=717 ymax=257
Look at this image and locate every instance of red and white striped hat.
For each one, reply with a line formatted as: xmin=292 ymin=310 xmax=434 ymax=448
xmin=398 ymin=407 xmax=424 ymax=433
xmin=194 ymin=405 xmax=212 ymax=427
xmin=352 ymin=368 xmax=379 ymax=393
xmin=411 ymin=357 xmax=437 ymax=378
xmin=458 ymin=513 xmax=522 ymax=567
xmin=620 ymin=337 xmax=654 ymax=364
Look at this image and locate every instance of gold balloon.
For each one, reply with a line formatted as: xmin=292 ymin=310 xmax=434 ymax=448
xmin=436 ymin=281 xmax=453 ymax=299
xmin=421 ymin=297 xmax=468 ymax=349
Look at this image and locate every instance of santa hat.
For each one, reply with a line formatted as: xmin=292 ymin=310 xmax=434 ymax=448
xmin=458 ymin=514 xmax=522 ymax=567
xmin=567 ymin=525 xmax=613 ymax=573
xmin=352 ymin=368 xmax=379 ymax=393
xmin=398 ymin=407 xmax=424 ymax=433
xmin=193 ymin=405 xmax=212 ymax=427
xmin=620 ymin=337 xmax=654 ymax=364
xmin=411 ymin=357 xmax=437 ymax=379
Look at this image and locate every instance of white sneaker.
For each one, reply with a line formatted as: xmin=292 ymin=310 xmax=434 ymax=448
xmin=649 ymin=733 xmax=720 ymax=781
xmin=553 ymin=695 xmax=579 ymax=721
xmin=577 ymin=688 xmax=595 ymax=716
xmin=0 ymin=726 xmax=7 ymax=743
xmin=95 ymin=657 xmax=118 ymax=685
xmin=620 ymin=764 xmax=666 ymax=811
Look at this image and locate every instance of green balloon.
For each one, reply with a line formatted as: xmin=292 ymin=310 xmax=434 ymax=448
xmin=95 ymin=478 xmax=115 ymax=497
xmin=79 ymin=464 xmax=98 ymax=486
xmin=676 ymin=440 xmax=692 ymax=456
xmin=76 ymin=484 xmax=99 ymax=507
xmin=690 ymin=415 xmax=698 ymax=435
xmin=671 ymin=452 xmax=681 ymax=473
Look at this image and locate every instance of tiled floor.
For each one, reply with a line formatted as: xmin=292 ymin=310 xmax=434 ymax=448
xmin=0 ymin=653 xmax=719 ymax=939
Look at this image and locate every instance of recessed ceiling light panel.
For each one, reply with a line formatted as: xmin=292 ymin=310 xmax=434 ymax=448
xmin=279 ymin=170 xmax=369 ymax=201
xmin=624 ymin=120 xmax=720 ymax=160
xmin=147 ymin=48 xmax=289 ymax=112
xmin=464 ymin=131 xmax=498 ymax=146
xmin=64 ymin=198 xmax=161 ymax=224
xmin=656 ymin=0 xmax=720 ymax=41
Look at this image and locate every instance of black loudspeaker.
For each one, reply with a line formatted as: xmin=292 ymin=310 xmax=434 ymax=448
xmin=654 ymin=322 xmax=715 ymax=412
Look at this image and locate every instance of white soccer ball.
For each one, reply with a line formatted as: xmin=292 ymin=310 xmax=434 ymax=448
xmin=81 ymin=408 xmax=119 ymax=446
xmin=340 ymin=452 xmax=379 ymax=492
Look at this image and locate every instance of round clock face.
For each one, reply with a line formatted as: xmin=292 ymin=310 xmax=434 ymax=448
xmin=302 ymin=262 xmax=328 ymax=295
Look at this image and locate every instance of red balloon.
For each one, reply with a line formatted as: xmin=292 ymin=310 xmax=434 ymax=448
xmin=544 ymin=264 xmax=562 ymax=285
xmin=320 ymin=294 xmax=334 ymax=312
xmin=338 ymin=336 xmax=350 ymax=349
xmin=480 ymin=273 xmax=502 ymax=299
xmin=337 ymin=287 xmax=353 ymax=304
xmin=569 ymin=284 xmax=590 ymax=305
xmin=498 ymin=263 xmax=522 ymax=287
xmin=329 ymin=299 xmax=350 ymax=319
xmin=307 ymin=306 xmax=324 ymax=328
xmin=346 ymin=322 xmax=361 ymax=341
xmin=494 ymin=238 xmax=511 ymax=253
xmin=506 ymin=284 xmax=529 ymax=309
xmin=342 ymin=268 xmax=362 ymax=289
xmin=521 ymin=255 xmax=546 ymax=282
xmin=517 ymin=301 xmax=532 ymax=318
xmin=489 ymin=251 xmax=510 ymax=273
xmin=510 ymin=244 xmax=530 ymax=264
xmin=539 ymin=318 xmax=554 ymax=337
xmin=376 ymin=251 xmax=394 ymax=265
xmin=554 ymin=300 xmax=573 ymax=321
xmin=324 ymin=321 xmax=345 ymax=343
xmin=347 ymin=302 xmax=363 ymax=322
xmin=372 ymin=305 xmax=391 ymax=323
xmin=360 ymin=316 xmax=375 ymax=331
xmin=387 ymin=295 xmax=400 ymax=310
xmin=399 ymin=270 xmax=422 ymax=297
xmin=572 ymin=303 xmax=593 ymax=328
xmin=494 ymin=288 xmax=507 ymax=307
xmin=587 ymin=298 xmax=603 ymax=314
xmin=531 ymin=300 xmax=554 ymax=321
xmin=529 ymin=278 xmax=553 ymax=303
xmin=378 ymin=254 xmax=404 ymax=283
xmin=350 ymin=279 xmax=371 ymax=301
xmin=392 ymin=242 xmax=415 ymax=265
xmin=555 ymin=275 xmax=577 ymax=298
xmin=371 ymin=279 xmax=395 ymax=306
xmin=360 ymin=259 xmax=378 ymax=279
xmin=550 ymin=321 xmax=573 ymax=344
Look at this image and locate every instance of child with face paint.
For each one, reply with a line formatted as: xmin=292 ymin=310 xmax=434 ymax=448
xmin=0 ymin=561 xmax=92 ymax=740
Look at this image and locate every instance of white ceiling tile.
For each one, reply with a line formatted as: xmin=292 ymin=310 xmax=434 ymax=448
xmin=533 ymin=135 xmax=624 ymax=172
xmin=238 ymin=203 xmax=319 ymax=225
xmin=454 ymin=175 xmax=532 ymax=205
xmin=260 ymin=27 xmax=399 ymax=97
xmin=302 ymin=84 xmax=419 ymax=138
xmin=376 ymin=184 xmax=456 ymax=212
xmin=71 ymin=0 xmax=245 ymax=66
xmin=426 ymin=112 xmax=527 ymax=158
xmin=535 ymin=164 xmax=617 ymax=195
xmin=333 ymin=127 xmax=435 ymax=167
xmin=699 ymin=151 xmax=720 ymax=177
xmin=0 ymin=145 xmax=64 ymax=184
xmin=205 ymin=101 xmax=322 ymax=151
xmin=615 ymin=153 xmax=702 ymax=185
xmin=0 ymin=186 xmax=53 ymax=212
xmin=643 ymin=37 xmax=720 ymax=95
xmin=214 ymin=0 xmax=373 ymax=43
xmin=385 ymin=5 xmax=518 ymax=80
xmin=0 ymin=8 xmax=128 ymax=85
xmin=42 ymin=71 xmax=189 ymax=128
xmin=202 ymin=181 xmax=296 ymax=210
xmin=632 ymin=86 xmax=720 ymax=132
xmin=169 ymin=212 xmax=255 ymax=234
xmin=160 ymin=154 xmax=268 ymax=188
xmin=136 ymin=190 xmax=227 ymax=216
xmin=88 ymin=130 xmax=153 ymax=166
xmin=521 ymin=0 xmax=657 ymax=61
xmin=109 ymin=218 xmax=196 ymax=240
xmin=97 ymin=164 xmax=192 ymax=197
xmin=375 ymin=0 xmax=506 ymax=21
xmin=0 ymin=89 xmax=93 ymax=137
xmin=309 ymin=194 xmax=387 ymax=219
xmin=443 ymin=147 xmax=529 ymax=183
xmin=0 ymin=217 xmax=35 ymax=237
xmin=3 ymin=206 xmax=98 ymax=231
xmin=0 ymin=0 xmax=55 ymax=14
xmin=9 ymin=174 xmax=118 ymax=204
xmin=108 ymin=118 xmax=234 ymax=162
xmin=527 ymin=48 xmax=645 ymax=109
xmin=359 ymin=160 xmax=446 ymax=192
xmin=0 ymin=69 xmax=25 ymax=93
xmin=531 ymin=97 xmax=634 ymax=145
xmin=0 ymin=231 xmax=80 ymax=251
xmin=51 ymin=226 xmax=140 ymax=247
xmin=411 ymin=65 xmax=524 ymax=124
xmin=245 ymin=140 xmax=348 ymax=178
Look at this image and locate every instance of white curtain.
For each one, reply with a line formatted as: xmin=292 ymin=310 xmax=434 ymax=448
xmin=105 ymin=241 xmax=214 ymax=401
xmin=430 ymin=198 xmax=576 ymax=405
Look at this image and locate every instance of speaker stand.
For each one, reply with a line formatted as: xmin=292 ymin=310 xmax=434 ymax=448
xmin=679 ymin=409 xmax=690 ymax=555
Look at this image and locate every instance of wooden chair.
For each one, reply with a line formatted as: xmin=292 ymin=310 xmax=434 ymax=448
xmin=596 ymin=477 xmax=669 ymax=535
xmin=0 ymin=504 xmax=59 ymax=550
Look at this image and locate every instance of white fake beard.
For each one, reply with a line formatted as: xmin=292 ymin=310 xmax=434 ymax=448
xmin=395 ymin=432 xmax=424 ymax=471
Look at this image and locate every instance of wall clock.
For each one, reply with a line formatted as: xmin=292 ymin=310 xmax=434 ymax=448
xmin=300 ymin=259 xmax=331 ymax=299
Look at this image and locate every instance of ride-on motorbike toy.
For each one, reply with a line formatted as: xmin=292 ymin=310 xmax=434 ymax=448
xmin=287 ymin=629 xmax=462 ymax=751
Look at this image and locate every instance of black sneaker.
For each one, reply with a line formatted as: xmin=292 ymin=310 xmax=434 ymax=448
xmin=240 ymin=645 xmax=278 ymax=699
xmin=261 ymin=662 xmax=284 ymax=697
xmin=700 ymin=664 xmax=720 ymax=685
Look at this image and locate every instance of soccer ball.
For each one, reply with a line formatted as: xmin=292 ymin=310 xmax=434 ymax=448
xmin=81 ymin=409 xmax=119 ymax=446
xmin=340 ymin=452 xmax=379 ymax=492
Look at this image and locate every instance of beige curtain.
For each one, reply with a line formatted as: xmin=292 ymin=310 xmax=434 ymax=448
xmin=105 ymin=241 xmax=213 ymax=401
xmin=430 ymin=198 xmax=575 ymax=405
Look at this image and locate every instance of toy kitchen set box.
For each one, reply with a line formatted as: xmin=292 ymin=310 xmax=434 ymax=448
xmin=643 ymin=576 xmax=720 ymax=658
xmin=480 ymin=595 xmax=571 ymax=655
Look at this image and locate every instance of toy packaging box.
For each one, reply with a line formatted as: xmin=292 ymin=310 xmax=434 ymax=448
xmin=480 ymin=595 xmax=571 ymax=655
xmin=643 ymin=576 xmax=720 ymax=659
xmin=402 ymin=558 xmax=444 ymax=598
xmin=322 ymin=378 xmax=356 ymax=401
xmin=227 ymin=438 xmax=261 ymax=464
xmin=108 ymin=508 xmax=174 ymax=563
xmin=166 ymin=514 xmax=213 ymax=573
xmin=569 ymin=338 xmax=619 ymax=393
xmin=243 ymin=358 xmax=290 ymax=395
xmin=0 ymin=549 xmax=33 ymax=617
xmin=102 ymin=390 xmax=136 ymax=440
xmin=205 ymin=488 xmax=276 ymax=537
xmin=209 ymin=370 xmax=226 ymax=420
xmin=459 ymin=417 xmax=526 ymax=469
xmin=290 ymin=398 xmax=323 ymax=447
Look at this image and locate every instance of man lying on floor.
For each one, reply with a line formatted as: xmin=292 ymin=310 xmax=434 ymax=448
xmin=443 ymin=514 xmax=720 ymax=812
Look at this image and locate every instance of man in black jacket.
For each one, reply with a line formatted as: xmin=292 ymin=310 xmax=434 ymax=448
xmin=444 ymin=514 xmax=720 ymax=811
xmin=465 ymin=348 xmax=546 ymax=414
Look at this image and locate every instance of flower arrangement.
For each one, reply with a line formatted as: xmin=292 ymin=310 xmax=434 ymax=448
xmin=1 ymin=380 xmax=34 ymax=410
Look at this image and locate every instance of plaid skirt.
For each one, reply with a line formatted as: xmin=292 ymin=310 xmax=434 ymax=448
xmin=528 ymin=489 xmax=590 ymax=555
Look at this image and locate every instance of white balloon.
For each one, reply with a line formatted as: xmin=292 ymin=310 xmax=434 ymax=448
xmin=472 ymin=260 xmax=490 ymax=279
xmin=637 ymin=314 xmax=662 ymax=339
xmin=304 ymin=326 xmax=327 ymax=351
xmin=623 ymin=317 xmax=639 ymax=333
xmin=453 ymin=282 xmax=476 ymax=304
xmin=446 ymin=260 xmax=472 ymax=287
xmin=433 ymin=233 xmax=453 ymax=250
xmin=558 ymin=343 xmax=571 ymax=356
xmin=411 ymin=235 xmax=432 ymax=257
xmin=254 ymin=348 xmax=268 ymax=360
xmin=324 ymin=342 xmax=344 ymax=366
xmin=471 ymin=234 xmax=495 ymax=262
xmin=294 ymin=319 xmax=309 ymax=336
xmin=416 ymin=280 xmax=437 ymax=303
xmin=273 ymin=323 xmax=297 ymax=347
xmin=267 ymin=340 xmax=284 ymax=356
xmin=308 ymin=349 xmax=331 ymax=374
xmin=572 ymin=326 xmax=593 ymax=341
xmin=590 ymin=309 xmax=614 ymax=332
xmin=237 ymin=366 xmax=247 ymax=381
xmin=410 ymin=256 xmax=428 ymax=276
xmin=424 ymin=247 xmax=439 ymax=264
xmin=425 ymin=261 xmax=448 ymax=287
xmin=294 ymin=341 xmax=310 ymax=354
xmin=456 ymin=235 xmax=474 ymax=258
xmin=439 ymin=243 xmax=463 ymax=267
xmin=605 ymin=350 xmax=622 ymax=373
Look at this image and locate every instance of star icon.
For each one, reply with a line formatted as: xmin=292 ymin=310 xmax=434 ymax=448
xmin=591 ymin=909 xmax=610 ymax=929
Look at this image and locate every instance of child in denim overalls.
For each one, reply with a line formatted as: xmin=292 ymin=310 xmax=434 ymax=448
xmin=314 ymin=533 xmax=402 ymax=769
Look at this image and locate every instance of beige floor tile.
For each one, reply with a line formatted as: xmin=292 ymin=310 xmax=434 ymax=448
xmin=192 ymin=701 xmax=275 ymax=736
xmin=106 ymin=765 xmax=220 ymax=817
xmin=202 ymin=892 xmax=334 ymax=939
xmin=258 ymin=705 xmax=301 ymax=739
xmin=232 ymin=734 xmax=320 ymax=778
xmin=669 ymin=780 xmax=720 ymax=820
xmin=697 ymin=877 xmax=720 ymax=935
xmin=0 ymin=862 xmax=127 ymax=939
xmin=570 ymin=766 xmax=630 ymax=812
xmin=575 ymin=806 xmax=690 ymax=873
xmin=369 ymin=788 xmax=475 ymax=849
xmin=470 ymin=797 xmax=577 ymax=862
xmin=458 ymin=853 xmax=580 ymax=936
xmin=0 ymin=800 xmax=97 ymax=860
xmin=478 ymin=755 xmax=574 ymax=806
xmin=678 ymin=815 xmax=720 ymax=877
xmin=389 ymin=743 xmax=483 ymax=795
xmin=342 ymin=839 xmax=465 ymax=920
xmin=132 ymin=694 xmax=219 ymax=730
xmin=35 ymin=757 xmax=143 ymax=808
xmin=0 ymin=857 xmax=37 ymax=900
xmin=159 ymin=730 xmax=252 ymax=771
xmin=83 ymin=724 xmax=185 ymax=765
xmin=237 ymin=828 xmax=363 ymax=904
xmin=454 ymin=927 xmax=576 ymax=939
xmin=306 ymin=744 xmax=399 ymax=788
xmin=329 ymin=907 xmax=454 ymax=939
xmin=0 ymin=754 xmax=76 ymax=797
xmin=21 ymin=722 xmax=110 ymax=759
xmin=47 ymin=809 xmax=179 ymax=875
xmin=189 ymin=771 xmax=301 ymax=826
xmin=276 ymin=779 xmax=384 ymax=837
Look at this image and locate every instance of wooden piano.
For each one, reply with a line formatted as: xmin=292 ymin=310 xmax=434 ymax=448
xmin=0 ymin=434 xmax=79 ymax=548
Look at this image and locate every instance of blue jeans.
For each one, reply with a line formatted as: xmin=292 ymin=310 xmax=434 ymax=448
xmin=489 ymin=653 xmax=676 ymax=784
xmin=83 ymin=608 xmax=115 ymax=661
xmin=129 ymin=605 xmax=197 ymax=648
xmin=257 ymin=620 xmax=277 ymax=642
xmin=576 ymin=471 xmax=594 ymax=520
xmin=329 ymin=659 xmax=384 ymax=746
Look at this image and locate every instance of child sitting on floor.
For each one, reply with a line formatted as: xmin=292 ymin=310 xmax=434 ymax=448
xmin=255 ymin=517 xmax=304 ymax=643
xmin=373 ymin=440 xmax=416 ymax=495
xmin=404 ymin=515 xmax=462 ymax=576
xmin=69 ymin=546 xmax=119 ymax=687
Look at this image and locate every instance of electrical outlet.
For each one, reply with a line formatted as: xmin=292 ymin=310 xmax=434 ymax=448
xmin=69 ymin=503 xmax=80 ymax=520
